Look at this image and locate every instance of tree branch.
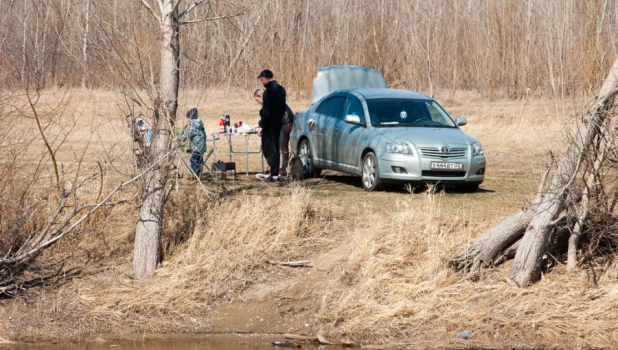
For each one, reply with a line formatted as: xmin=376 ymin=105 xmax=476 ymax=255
xmin=139 ymin=0 xmax=161 ymax=22
xmin=179 ymin=0 xmax=258 ymax=25
xmin=172 ymin=0 xmax=186 ymax=14
xmin=27 ymin=89 xmax=61 ymax=195
xmin=534 ymin=152 xmax=554 ymax=203
xmin=0 ymin=150 xmax=174 ymax=268
xmin=180 ymin=12 xmax=245 ymax=25
xmin=178 ymin=0 xmax=207 ymax=20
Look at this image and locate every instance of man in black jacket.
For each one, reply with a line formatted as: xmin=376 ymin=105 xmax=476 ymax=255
xmin=256 ymin=69 xmax=286 ymax=182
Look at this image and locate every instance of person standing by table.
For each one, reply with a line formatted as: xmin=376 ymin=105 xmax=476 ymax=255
xmin=254 ymin=88 xmax=294 ymax=178
xmin=279 ymin=103 xmax=294 ymax=177
xmin=180 ymin=107 xmax=207 ymax=179
xmin=256 ymin=69 xmax=286 ymax=182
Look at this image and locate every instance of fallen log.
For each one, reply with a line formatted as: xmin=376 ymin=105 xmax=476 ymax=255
xmin=451 ymin=159 xmax=552 ymax=272
xmin=507 ymin=59 xmax=618 ymax=287
xmin=452 ymin=58 xmax=618 ymax=287
xmin=451 ymin=207 xmax=534 ymax=273
xmin=494 ymin=239 xmax=520 ymax=267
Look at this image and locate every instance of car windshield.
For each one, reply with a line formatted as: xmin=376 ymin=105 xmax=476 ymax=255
xmin=366 ymin=98 xmax=456 ymax=128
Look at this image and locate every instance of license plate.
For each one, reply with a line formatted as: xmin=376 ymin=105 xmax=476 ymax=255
xmin=430 ymin=162 xmax=463 ymax=171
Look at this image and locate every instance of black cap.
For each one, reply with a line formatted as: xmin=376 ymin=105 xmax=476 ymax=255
xmin=257 ymin=69 xmax=274 ymax=79
xmin=186 ymin=108 xmax=198 ymax=119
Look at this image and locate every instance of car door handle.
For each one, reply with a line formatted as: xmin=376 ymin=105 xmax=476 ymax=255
xmin=334 ymin=127 xmax=340 ymax=132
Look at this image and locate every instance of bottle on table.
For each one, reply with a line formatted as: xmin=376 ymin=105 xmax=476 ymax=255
xmin=219 ymin=115 xmax=225 ymax=134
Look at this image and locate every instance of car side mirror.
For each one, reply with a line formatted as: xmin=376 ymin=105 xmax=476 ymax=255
xmin=344 ymin=114 xmax=362 ymax=125
xmin=455 ymin=116 xmax=467 ymax=126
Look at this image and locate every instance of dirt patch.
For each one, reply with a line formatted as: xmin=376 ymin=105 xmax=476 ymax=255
xmin=209 ymin=241 xmax=351 ymax=334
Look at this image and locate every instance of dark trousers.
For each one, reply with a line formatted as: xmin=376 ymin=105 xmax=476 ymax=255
xmin=262 ymin=126 xmax=281 ymax=176
xmin=190 ymin=150 xmax=204 ymax=176
xmin=279 ymin=123 xmax=292 ymax=169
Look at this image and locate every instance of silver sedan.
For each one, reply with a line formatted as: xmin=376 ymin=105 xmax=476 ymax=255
xmin=290 ymin=88 xmax=486 ymax=191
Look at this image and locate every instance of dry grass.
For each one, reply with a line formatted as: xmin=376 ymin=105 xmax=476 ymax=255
xmin=4 ymin=89 xmax=618 ymax=348
xmin=313 ymin=189 xmax=618 ymax=347
xmin=70 ymin=184 xmax=334 ymax=331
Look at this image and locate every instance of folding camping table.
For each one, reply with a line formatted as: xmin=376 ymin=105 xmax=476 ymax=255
xmin=210 ymin=131 xmax=264 ymax=176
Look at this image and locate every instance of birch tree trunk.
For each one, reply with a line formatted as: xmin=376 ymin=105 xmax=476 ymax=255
xmin=131 ymin=123 xmax=169 ymax=278
xmin=507 ymin=58 xmax=618 ymax=287
xmin=159 ymin=1 xmax=180 ymax=123
xmin=131 ymin=1 xmax=180 ymax=279
xmin=22 ymin=0 xmax=28 ymax=79
xmin=81 ymin=0 xmax=90 ymax=89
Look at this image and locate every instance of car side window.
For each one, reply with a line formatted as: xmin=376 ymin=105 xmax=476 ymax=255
xmin=323 ymin=97 xmax=345 ymax=119
xmin=316 ymin=99 xmax=330 ymax=115
xmin=342 ymin=98 xmax=364 ymax=121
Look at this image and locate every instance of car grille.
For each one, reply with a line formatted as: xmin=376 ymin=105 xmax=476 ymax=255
xmin=422 ymin=170 xmax=466 ymax=177
xmin=420 ymin=147 xmax=467 ymax=159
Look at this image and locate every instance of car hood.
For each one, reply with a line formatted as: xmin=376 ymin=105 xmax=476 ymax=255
xmin=311 ymin=65 xmax=387 ymax=103
xmin=374 ymin=127 xmax=477 ymax=146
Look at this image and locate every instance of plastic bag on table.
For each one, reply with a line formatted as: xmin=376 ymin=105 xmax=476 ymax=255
xmin=238 ymin=124 xmax=257 ymax=133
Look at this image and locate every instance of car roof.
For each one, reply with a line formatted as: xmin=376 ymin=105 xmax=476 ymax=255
xmin=340 ymin=88 xmax=433 ymax=101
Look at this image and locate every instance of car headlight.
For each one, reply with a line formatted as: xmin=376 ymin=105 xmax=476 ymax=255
xmin=472 ymin=142 xmax=484 ymax=156
xmin=386 ymin=142 xmax=413 ymax=155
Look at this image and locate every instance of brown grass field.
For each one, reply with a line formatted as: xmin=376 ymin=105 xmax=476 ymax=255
xmin=2 ymin=89 xmax=616 ymax=348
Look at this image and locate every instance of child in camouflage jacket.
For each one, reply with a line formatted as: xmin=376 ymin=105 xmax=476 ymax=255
xmin=181 ymin=108 xmax=207 ymax=178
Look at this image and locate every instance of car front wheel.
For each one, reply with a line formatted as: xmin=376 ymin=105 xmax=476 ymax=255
xmin=361 ymin=152 xmax=383 ymax=191
xmin=299 ymin=139 xmax=321 ymax=178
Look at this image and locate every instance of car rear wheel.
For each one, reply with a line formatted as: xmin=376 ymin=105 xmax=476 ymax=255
xmin=361 ymin=152 xmax=383 ymax=191
xmin=299 ymin=139 xmax=321 ymax=178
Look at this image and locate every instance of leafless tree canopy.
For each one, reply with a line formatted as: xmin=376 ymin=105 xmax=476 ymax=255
xmin=1 ymin=0 xmax=618 ymax=96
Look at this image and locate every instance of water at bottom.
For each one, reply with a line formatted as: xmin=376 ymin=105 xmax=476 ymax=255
xmin=4 ymin=334 xmax=322 ymax=350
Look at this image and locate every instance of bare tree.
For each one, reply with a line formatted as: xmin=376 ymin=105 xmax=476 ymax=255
xmin=131 ymin=0 xmax=250 ymax=278
xmin=130 ymin=0 xmax=185 ymax=279
xmin=20 ymin=0 xmax=29 ymax=78
xmin=81 ymin=0 xmax=90 ymax=89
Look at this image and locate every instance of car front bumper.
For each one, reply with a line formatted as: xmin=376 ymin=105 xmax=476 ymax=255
xmin=377 ymin=152 xmax=486 ymax=184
